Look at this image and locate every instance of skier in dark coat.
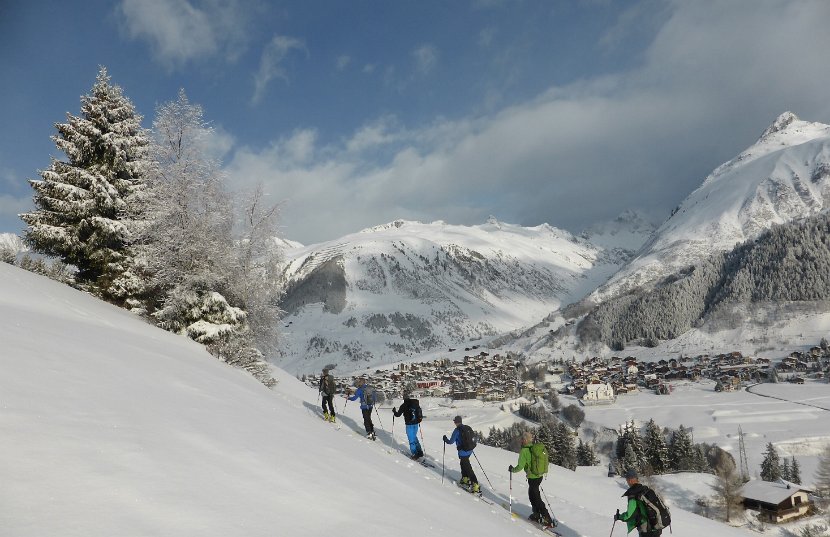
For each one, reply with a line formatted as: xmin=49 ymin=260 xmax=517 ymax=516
xmin=393 ymin=394 xmax=423 ymax=459
xmin=318 ymin=368 xmax=337 ymax=422
xmin=615 ymin=469 xmax=662 ymax=537
xmin=443 ymin=415 xmax=479 ymax=493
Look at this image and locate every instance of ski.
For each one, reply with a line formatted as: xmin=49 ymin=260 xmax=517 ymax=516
xmin=453 ymin=481 xmax=492 ymax=504
xmin=398 ymin=450 xmax=436 ymax=468
xmin=499 ymin=502 xmax=561 ymax=535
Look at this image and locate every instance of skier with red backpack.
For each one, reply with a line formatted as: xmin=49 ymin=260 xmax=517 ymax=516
xmin=443 ymin=415 xmax=480 ymax=494
xmin=509 ymin=431 xmax=555 ymax=528
xmin=393 ymin=393 xmax=424 ymax=459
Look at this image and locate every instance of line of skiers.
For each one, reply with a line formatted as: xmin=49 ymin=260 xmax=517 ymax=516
xmin=319 ymin=368 xmax=670 ymax=536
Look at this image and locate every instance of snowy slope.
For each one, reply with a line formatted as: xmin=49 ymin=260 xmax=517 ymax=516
xmin=277 ymin=218 xmax=648 ymax=375
xmin=594 ymin=112 xmax=830 ymax=300
xmin=0 ymin=261 xmax=754 ymax=537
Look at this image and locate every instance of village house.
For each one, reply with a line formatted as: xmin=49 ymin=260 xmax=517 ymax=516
xmin=742 ymin=480 xmax=813 ymax=523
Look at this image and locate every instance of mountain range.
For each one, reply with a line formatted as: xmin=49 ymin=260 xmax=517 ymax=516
xmin=276 ymin=112 xmax=830 ymax=373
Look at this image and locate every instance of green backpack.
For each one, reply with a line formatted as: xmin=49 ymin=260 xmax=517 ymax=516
xmin=528 ymin=443 xmax=549 ymax=476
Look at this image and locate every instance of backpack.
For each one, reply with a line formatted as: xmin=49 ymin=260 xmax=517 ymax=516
xmin=408 ymin=402 xmax=423 ymax=423
xmin=459 ymin=425 xmax=477 ymax=451
xmin=323 ymin=375 xmax=335 ymax=395
xmin=638 ymin=486 xmax=671 ymax=531
xmin=362 ymin=386 xmax=375 ymax=406
xmin=528 ymin=443 xmax=549 ymax=476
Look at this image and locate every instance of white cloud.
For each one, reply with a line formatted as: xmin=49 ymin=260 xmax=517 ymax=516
xmin=224 ymin=1 xmax=830 ymax=244
xmin=412 ymin=44 xmax=439 ymax=75
xmin=362 ymin=64 xmax=376 ymax=74
xmin=252 ymin=35 xmax=307 ymax=104
xmin=336 ymin=55 xmax=351 ymax=71
xmin=0 ymin=193 xmax=31 ymax=220
xmin=117 ymin=0 xmax=254 ymax=68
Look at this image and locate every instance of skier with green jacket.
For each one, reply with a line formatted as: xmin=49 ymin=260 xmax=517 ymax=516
xmin=615 ymin=469 xmax=663 ymax=537
xmin=509 ymin=432 xmax=554 ymax=527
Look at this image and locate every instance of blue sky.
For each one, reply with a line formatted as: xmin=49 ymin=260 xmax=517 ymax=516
xmin=2 ymin=0 xmax=830 ymax=244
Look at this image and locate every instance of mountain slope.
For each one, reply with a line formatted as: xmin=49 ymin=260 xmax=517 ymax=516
xmin=594 ymin=112 xmax=830 ymax=301
xmin=0 ymin=261 xmax=748 ymax=537
xmin=277 ymin=218 xmax=648 ymax=374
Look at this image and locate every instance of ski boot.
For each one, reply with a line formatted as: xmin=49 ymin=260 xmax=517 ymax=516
xmin=471 ymin=482 xmax=481 ymax=494
xmin=323 ymin=412 xmax=330 ymax=421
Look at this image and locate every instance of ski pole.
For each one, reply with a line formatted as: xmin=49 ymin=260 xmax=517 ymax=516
xmin=442 ymin=442 xmax=446 ymax=484
xmin=374 ymin=404 xmax=384 ymax=430
xmin=342 ymin=395 xmax=349 ymax=414
xmin=419 ymin=424 xmax=426 ymax=456
xmin=392 ymin=413 xmax=396 ymax=441
xmin=509 ymin=470 xmax=513 ymax=517
xmin=610 ymin=511 xmax=619 ymax=537
xmin=541 ymin=482 xmax=557 ymax=525
xmin=473 ymin=451 xmax=494 ymax=490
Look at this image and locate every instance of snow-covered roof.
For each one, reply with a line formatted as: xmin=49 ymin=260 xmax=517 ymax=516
xmin=742 ymin=479 xmax=811 ymax=505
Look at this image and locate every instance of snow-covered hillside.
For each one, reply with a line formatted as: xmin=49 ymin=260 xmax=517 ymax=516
xmin=594 ymin=112 xmax=830 ymax=301
xmin=277 ymin=217 xmax=649 ymax=374
xmin=0 ymin=261 xmax=757 ymax=537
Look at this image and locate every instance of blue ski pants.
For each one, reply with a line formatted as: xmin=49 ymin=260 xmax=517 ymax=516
xmin=406 ymin=423 xmax=423 ymax=456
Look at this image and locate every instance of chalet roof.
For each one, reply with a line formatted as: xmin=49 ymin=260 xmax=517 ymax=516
xmin=742 ymin=480 xmax=811 ymax=505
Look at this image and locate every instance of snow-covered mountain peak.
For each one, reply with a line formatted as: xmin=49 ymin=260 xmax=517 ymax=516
xmin=594 ymin=112 xmax=830 ymax=300
xmin=579 ymin=209 xmax=656 ymax=252
xmin=277 ymin=219 xmax=630 ymax=373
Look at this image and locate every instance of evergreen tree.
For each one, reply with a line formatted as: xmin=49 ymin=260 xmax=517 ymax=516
xmin=760 ymin=443 xmax=781 ymax=482
xmin=622 ymin=442 xmax=639 ymax=475
xmin=790 ymin=457 xmax=801 ymax=485
xmin=643 ymin=419 xmax=670 ymax=475
xmin=668 ymin=425 xmax=695 ymax=471
xmin=554 ymin=422 xmax=576 ymax=470
xmin=781 ymin=457 xmax=791 ymax=481
xmin=816 ymin=445 xmax=830 ymax=497
xmin=576 ymin=439 xmax=598 ymax=466
xmin=538 ymin=422 xmax=557 ymax=463
xmin=21 ymin=67 xmax=150 ymax=299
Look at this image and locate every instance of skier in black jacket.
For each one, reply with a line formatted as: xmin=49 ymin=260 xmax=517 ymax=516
xmin=393 ymin=394 xmax=423 ymax=459
xmin=318 ymin=368 xmax=337 ymax=423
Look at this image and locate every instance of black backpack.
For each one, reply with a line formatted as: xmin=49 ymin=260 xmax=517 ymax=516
xmin=409 ymin=402 xmax=423 ymax=423
xmin=638 ymin=486 xmax=671 ymax=531
xmin=459 ymin=425 xmax=477 ymax=451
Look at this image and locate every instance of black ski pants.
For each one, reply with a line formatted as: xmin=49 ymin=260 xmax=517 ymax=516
xmin=460 ymin=455 xmax=478 ymax=484
xmin=528 ymin=477 xmax=550 ymax=518
xmin=361 ymin=407 xmax=375 ymax=434
xmin=321 ymin=394 xmax=335 ymax=416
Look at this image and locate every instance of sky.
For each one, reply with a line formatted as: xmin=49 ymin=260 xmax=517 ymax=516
xmin=2 ymin=0 xmax=830 ymax=245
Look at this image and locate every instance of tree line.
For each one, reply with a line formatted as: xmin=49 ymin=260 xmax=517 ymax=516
xmin=9 ymin=68 xmax=283 ymax=385
xmin=579 ymin=211 xmax=830 ymax=348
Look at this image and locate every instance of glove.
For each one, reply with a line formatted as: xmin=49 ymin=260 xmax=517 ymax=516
xmin=614 ymin=510 xmax=620 ymax=521
xmin=443 ymin=435 xmax=449 ymax=443
xmin=508 ymin=465 xmax=514 ymax=472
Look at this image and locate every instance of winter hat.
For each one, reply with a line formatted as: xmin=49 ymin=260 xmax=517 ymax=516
xmin=453 ymin=415 xmax=463 ymax=424
xmin=624 ymin=468 xmax=638 ymax=479
xmin=322 ymin=368 xmax=329 ymax=374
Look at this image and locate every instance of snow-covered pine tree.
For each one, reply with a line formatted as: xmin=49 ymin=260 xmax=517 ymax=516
xmin=781 ymin=458 xmax=791 ymax=481
xmin=790 ymin=457 xmax=801 ymax=485
xmin=554 ymin=421 xmax=576 ymax=470
xmin=622 ymin=442 xmax=639 ymax=476
xmin=537 ymin=422 xmax=557 ymax=464
xmin=668 ymin=425 xmax=695 ymax=471
xmin=760 ymin=443 xmax=781 ymax=482
xmin=816 ymin=445 xmax=830 ymax=497
xmin=576 ymin=439 xmax=598 ymax=466
xmin=643 ymin=418 xmax=670 ymax=475
xmin=21 ymin=67 xmax=150 ymax=300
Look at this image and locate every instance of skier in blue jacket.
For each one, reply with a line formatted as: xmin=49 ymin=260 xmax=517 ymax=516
xmin=347 ymin=378 xmax=376 ymax=440
xmin=443 ymin=415 xmax=479 ymax=493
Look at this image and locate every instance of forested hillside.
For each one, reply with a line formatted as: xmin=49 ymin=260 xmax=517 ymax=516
xmin=579 ymin=210 xmax=830 ymax=348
